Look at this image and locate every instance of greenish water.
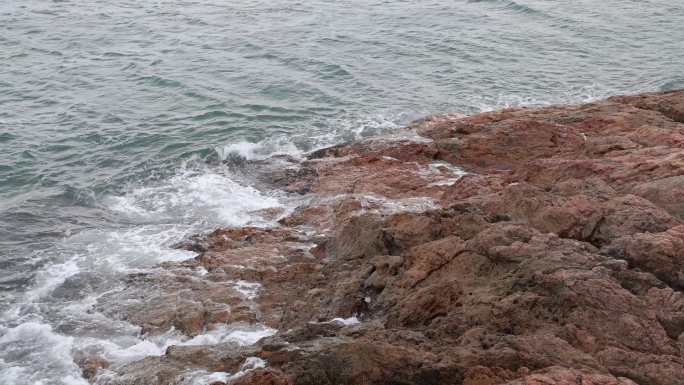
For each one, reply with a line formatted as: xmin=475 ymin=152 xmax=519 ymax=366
xmin=0 ymin=0 xmax=683 ymax=383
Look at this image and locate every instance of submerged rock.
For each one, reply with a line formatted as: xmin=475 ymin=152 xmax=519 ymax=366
xmin=88 ymin=90 xmax=684 ymax=385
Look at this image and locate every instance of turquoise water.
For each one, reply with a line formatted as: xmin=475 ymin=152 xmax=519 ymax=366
xmin=1 ymin=0 xmax=683 ymax=383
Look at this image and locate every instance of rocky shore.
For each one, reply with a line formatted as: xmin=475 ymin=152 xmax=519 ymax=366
xmin=88 ymin=90 xmax=684 ymax=385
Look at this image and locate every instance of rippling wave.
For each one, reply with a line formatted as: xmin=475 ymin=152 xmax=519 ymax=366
xmin=468 ymin=0 xmax=543 ymax=15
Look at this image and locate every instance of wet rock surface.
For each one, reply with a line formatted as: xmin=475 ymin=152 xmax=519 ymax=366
xmin=88 ymin=90 xmax=684 ymax=385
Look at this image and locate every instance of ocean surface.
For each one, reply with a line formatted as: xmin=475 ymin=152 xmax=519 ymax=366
xmin=0 ymin=0 xmax=683 ymax=383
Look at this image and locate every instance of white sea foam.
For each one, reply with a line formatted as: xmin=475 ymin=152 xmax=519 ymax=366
xmin=216 ymin=139 xmax=302 ymax=161
xmin=0 ymin=159 xmax=286 ymax=385
xmin=419 ymin=162 xmax=468 ymax=187
xmin=238 ymin=356 xmax=267 ymax=371
xmin=473 ymin=84 xmax=620 ymax=113
xmin=324 ymin=113 xmax=404 ymax=140
xmin=23 ymin=260 xmax=81 ymax=301
xmin=107 ymin=166 xmax=281 ymax=227
xmin=70 ymin=322 xmax=276 ymax=373
xmin=66 ymin=225 xmax=198 ymax=271
xmin=71 ymin=327 xmax=184 ymax=367
xmin=77 ymin=324 xmax=275 ymax=364
xmin=100 ymin=339 xmax=167 ymax=363
xmin=0 ymin=366 xmax=25 ymax=385
xmin=217 ymin=141 xmax=262 ymax=160
xmin=329 ymin=316 xmax=361 ymax=326
xmin=182 ymin=357 xmax=267 ymax=385
xmin=179 ymin=324 xmax=276 ymax=347
xmin=0 ymin=322 xmax=89 ymax=385
xmin=231 ymin=280 xmax=261 ymax=300
xmin=219 ymin=113 xmax=409 ymax=161
xmin=183 ymin=371 xmax=231 ymax=385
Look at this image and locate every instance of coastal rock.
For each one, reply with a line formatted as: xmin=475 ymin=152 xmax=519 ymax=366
xmin=503 ymin=366 xmax=638 ymax=385
xmin=90 ymin=90 xmax=684 ymax=385
xmin=603 ymin=226 xmax=684 ymax=288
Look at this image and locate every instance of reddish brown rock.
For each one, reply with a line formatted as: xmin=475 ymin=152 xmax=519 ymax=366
xmin=76 ymin=356 xmax=110 ymax=380
xmin=604 ymin=226 xmax=684 ymax=288
xmin=93 ymin=90 xmax=684 ymax=385
xmin=230 ymin=368 xmax=290 ymax=385
xmin=503 ymin=366 xmax=638 ymax=385
xmin=632 ymin=175 xmax=684 ymax=219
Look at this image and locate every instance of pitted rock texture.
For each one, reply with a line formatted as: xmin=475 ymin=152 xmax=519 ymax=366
xmin=89 ymin=90 xmax=684 ymax=385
